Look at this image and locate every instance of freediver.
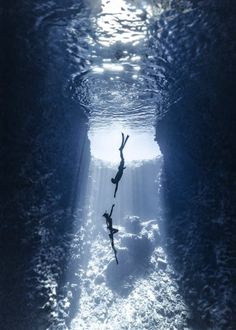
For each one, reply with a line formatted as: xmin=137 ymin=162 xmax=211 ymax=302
xmin=103 ymin=204 xmax=118 ymax=236
xmin=111 ymin=133 xmax=129 ymax=198
xmin=103 ymin=204 xmax=119 ymax=264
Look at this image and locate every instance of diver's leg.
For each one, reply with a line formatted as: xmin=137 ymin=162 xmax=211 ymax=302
xmin=119 ymin=133 xmax=125 ymax=150
xmin=112 ymin=228 xmax=118 ymax=235
xmin=114 ymin=183 xmax=118 ymax=198
xmin=119 ymin=148 xmax=124 ymax=161
xmin=123 ymin=134 xmax=129 ymax=147
xmin=114 ymin=248 xmax=119 ymax=264
xmin=110 ymin=236 xmax=119 ymax=264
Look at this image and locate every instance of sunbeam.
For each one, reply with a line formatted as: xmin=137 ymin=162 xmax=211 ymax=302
xmin=69 ymin=1 xmax=189 ymax=328
xmin=71 ymin=152 xmax=190 ymax=329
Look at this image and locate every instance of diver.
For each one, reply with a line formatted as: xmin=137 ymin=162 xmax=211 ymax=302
xmin=103 ymin=204 xmax=118 ymax=235
xmin=111 ymin=133 xmax=129 ymax=198
xmin=103 ymin=204 xmax=119 ymax=264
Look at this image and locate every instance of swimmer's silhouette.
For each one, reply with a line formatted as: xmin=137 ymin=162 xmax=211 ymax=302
xmin=109 ymin=233 xmax=119 ymax=265
xmin=111 ymin=133 xmax=129 ymax=198
xmin=103 ymin=204 xmax=119 ymax=264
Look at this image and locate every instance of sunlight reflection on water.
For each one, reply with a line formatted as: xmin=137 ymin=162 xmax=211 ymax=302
xmin=93 ymin=0 xmax=152 ymax=47
xmin=68 ymin=0 xmax=163 ymax=134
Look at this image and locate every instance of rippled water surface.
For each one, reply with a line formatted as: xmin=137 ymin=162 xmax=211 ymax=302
xmin=64 ymin=0 xmax=165 ymax=157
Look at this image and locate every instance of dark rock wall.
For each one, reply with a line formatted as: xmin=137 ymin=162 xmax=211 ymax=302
xmin=0 ymin=2 xmax=90 ymax=329
xmin=155 ymin=2 xmax=236 ymax=329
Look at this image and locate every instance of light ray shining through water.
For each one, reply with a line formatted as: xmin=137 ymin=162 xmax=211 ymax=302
xmin=71 ymin=155 xmax=190 ymax=329
xmin=69 ymin=0 xmax=189 ymax=328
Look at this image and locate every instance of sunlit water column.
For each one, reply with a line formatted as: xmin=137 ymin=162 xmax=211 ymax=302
xmin=71 ymin=1 xmax=190 ymax=329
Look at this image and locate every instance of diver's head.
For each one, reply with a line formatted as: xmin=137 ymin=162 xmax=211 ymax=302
xmin=111 ymin=178 xmax=116 ymax=184
xmin=103 ymin=212 xmax=108 ymax=218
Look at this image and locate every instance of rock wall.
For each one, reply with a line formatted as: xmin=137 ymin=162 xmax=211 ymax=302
xmin=0 ymin=2 xmax=90 ymax=328
xmin=155 ymin=2 xmax=236 ymax=329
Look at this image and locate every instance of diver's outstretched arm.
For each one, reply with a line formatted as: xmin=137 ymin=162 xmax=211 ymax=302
xmin=109 ymin=204 xmax=115 ymax=217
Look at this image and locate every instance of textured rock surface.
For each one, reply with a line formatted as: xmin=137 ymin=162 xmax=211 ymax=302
xmin=1 ymin=2 xmax=90 ymax=328
xmin=155 ymin=2 xmax=236 ymax=329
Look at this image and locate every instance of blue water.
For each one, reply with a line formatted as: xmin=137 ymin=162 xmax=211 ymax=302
xmin=1 ymin=0 xmax=236 ymax=329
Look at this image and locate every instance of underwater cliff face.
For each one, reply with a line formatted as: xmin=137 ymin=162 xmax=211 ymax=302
xmin=155 ymin=2 xmax=236 ymax=329
xmin=1 ymin=0 xmax=236 ymax=329
xmin=1 ymin=2 xmax=90 ymax=328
